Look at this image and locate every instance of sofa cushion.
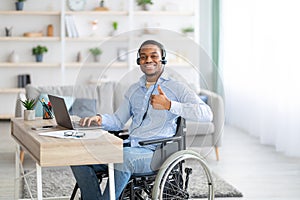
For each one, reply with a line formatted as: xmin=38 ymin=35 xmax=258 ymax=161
xmin=69 ymin=98 xmax=97 ymax=118
xmin=186 ymin=121 xmax=214 ymax=136
xmin=199 ymin=95 xmax=208 ymax=104
xmin=25 ymin=83 xmax=116 ymax=115
xmin=34 ymin=93 xmax=74 ymax=117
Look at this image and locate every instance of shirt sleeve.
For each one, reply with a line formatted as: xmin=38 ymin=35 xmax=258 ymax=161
xmin=169 ymin=100 xmax=213 ymax=122
xmin=100 ymin=90 xmax=132 ymax=131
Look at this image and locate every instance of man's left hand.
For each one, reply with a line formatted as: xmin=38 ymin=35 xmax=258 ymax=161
xmin=151 ymin=85 xmax=171 ymax=110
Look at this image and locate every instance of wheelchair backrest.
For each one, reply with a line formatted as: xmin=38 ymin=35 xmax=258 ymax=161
xmin=150 ymin=117 xmax=186 ymax=171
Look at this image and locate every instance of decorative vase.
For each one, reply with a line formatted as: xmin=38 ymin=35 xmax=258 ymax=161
xmin=35 ymin=54 xmax=43 ymax=62
xmin=47 ymin=24 xmax=54 ymax=37
xmin=141 ymin=4 xmax=150 ymax=11
xmin=15 ymin=2 xmax=24 ymax=11
xmin=110 ymin=30 xmax=118 ymax=36
xmin=94 ymin=55 xmax=100 ymax=62
xmin=8 ymin=51 xmax=19 ymax=63
xmin=24 ymin=110 xmax=35 ymax=121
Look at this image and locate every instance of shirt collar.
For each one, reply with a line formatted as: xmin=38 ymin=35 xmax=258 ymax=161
xmin=139 ymin=72 xmax=171 ymax=87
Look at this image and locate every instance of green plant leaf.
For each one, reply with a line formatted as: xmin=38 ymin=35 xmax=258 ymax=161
xmin=19 ymin=98 xmax=37 ymax=110
xmin=32 ymin=45 xmax=48 ymax=55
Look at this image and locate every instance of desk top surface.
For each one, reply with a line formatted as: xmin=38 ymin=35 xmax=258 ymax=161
xmin=11 ymin=117 xmax=123 ymax=167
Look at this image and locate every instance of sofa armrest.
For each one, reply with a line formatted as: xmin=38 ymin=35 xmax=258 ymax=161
xmin=15 ymin=92 xmax=26 ymax=117
xmin=200 ymin=89 xmax=225 ymax=146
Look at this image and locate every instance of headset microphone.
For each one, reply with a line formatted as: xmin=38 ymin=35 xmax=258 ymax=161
xmin=160 ymin=59 xmax=167 ymax=65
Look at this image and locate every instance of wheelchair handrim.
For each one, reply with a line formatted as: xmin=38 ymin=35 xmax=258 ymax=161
xmin=152 ymin=150 xmax=214 ymax=200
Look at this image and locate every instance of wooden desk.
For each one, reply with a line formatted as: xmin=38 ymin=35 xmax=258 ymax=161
xmin=11 ymin=117 xmax=123 ymax=200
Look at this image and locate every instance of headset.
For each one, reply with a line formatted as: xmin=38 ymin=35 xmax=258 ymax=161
xmin=136 ymin=40 xmax=167 ymax=65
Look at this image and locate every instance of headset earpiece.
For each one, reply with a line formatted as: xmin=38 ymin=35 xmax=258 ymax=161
xmin=161 ymin=48 xmax=167 ymax=64
xmin=161 ymin=57 xmax=167 ymax=65
xmin=136 ymin=57 xmax=140 ymax=65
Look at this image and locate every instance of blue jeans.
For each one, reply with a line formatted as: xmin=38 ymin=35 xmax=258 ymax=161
xmin=71 ymin=147 xmax=154 ymax=200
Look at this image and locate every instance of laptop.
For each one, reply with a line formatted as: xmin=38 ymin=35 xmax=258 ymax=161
xmin=48 ymin=94 xmax=102 ymax=130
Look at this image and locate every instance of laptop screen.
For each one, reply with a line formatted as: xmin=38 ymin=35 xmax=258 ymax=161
xmin=48 ymin=95 xmax=74 ymax=130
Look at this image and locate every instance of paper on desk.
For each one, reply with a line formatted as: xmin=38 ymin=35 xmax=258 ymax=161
xmin=39 ymin=130 xmax=103 ymax=139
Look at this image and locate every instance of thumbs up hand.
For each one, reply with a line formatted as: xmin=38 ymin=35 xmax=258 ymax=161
xmin=151 ymin=85 xmax=171 ymax=110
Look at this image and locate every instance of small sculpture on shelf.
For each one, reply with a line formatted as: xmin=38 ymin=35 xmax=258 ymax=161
xmin=32 ymin=45 xmax=48 ymax=62
xmin=15 ymin=0 xmax=26 ymax=11
xmin=89 ymin=47 xmax=102 ymax=62
xmin=77 ymin=51 xmax=82 ymax=62
xmin=5 ymin=27 xmax=13 ymax=37
xmin=94 ymin=0 xmax=109 ymax=11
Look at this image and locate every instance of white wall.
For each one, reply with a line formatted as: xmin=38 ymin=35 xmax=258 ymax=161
xmin=0 ymin=0 xmax=212 ymax=116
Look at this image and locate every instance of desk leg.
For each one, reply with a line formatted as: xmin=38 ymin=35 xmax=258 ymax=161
xmin=14 ymin=144 xmax=20 ymax=200
xmin=108 ymin=163 xmax=115 ymax=200
xmin=36 ymin=164 xmax=43 ymax=200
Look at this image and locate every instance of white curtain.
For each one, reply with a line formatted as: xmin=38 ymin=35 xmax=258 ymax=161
xmin=221 ymin=0 xmax=300 ymax=157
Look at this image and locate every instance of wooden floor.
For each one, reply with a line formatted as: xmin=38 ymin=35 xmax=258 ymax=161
xmin=1 ymin=120 xmax=300 ymax=200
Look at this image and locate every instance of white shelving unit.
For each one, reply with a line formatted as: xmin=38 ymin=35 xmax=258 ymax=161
xmin=0 ymin=0 xmax=200 ymax=119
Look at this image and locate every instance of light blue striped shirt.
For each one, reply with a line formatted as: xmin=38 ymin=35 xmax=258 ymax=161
xmin=101 ymin=74 xmax=213 ymax=148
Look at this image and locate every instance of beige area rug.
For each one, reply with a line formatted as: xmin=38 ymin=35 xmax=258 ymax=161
xmin=22 ymin=166 xmax=243 ymax=198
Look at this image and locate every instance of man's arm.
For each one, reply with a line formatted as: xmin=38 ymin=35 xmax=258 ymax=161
xmin=151 ymin=84 xmax=213 ymax=122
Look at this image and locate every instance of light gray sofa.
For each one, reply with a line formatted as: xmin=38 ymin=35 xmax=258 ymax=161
xmin=15 ymin=82 xmax=224 ymax=160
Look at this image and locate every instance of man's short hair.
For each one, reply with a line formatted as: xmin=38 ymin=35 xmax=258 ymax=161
xmin=138 ymin=40 xmax=166 ymax=57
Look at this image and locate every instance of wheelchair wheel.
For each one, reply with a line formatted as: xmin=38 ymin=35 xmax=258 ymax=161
xmin=152 ymin=150 xmax=214 ymax=200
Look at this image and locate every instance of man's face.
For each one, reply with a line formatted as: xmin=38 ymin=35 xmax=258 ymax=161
xmin=139 ymin=44 xmax=163 ymax=81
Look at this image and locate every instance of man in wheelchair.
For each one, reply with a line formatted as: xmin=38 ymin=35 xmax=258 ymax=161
xmin=71 ymin=40 xmax=213 ymax=199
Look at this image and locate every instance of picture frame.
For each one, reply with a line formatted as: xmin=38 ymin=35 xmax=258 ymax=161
xmin=117 ymin=48 xmax=128 ymax=61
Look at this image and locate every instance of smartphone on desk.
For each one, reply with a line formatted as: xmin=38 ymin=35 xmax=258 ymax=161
xmin=31 ymin=125 xmax=57 ymax=130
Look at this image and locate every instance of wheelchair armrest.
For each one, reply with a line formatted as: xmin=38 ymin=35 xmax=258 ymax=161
xmin=108 ymin=129 xmax=129 ymax=135
xmin=108 ymin=129 xmax=129 ymax=140
xmin=139 ymin=136 xmax=182 ymax=146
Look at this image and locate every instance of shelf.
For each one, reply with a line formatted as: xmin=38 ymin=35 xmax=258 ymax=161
xmin=65 ymin=36 xmax=128 ymax=42
xmin=0 ymin=11 xmax=60 ymax=15
xmin=65 ymin=62 xmax=127 ymax=68
xmin=0 ymin=88 xmax=25 ymax=94
xmin=0 ymin=37 xmax=60 ymax=42
xmin=0 ymin=0 xmax=198 ymax=82
xmin=0 ymin=63 xmax=60 ymax=68
xmin=133 ymin=11 xmax=194 ymax=16
xmin=0 ymin=114 xmax=14 ymax=120
xmin=65 ymin=11 xmax=128 ymax=15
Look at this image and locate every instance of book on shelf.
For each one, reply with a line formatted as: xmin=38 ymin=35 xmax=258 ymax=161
xmin=65 ymin=15 xmax=79 ymax=38
xmin=69 ymin=15 xmax=79 ymax=38
xmin=65 ymin=15 xmax=72 ymax=37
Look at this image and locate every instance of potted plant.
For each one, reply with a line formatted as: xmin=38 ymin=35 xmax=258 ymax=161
xmin=89 ymin=47 xmax=102 ymax=62
xmin=110 ymin=21 xmax=118 ymax=36
xmin=182 ymin=27 xmax=194 ymax=37
xmin=136 ymin=0 xmax=153 ymax=11
xmin=32 ymin=45 xmax=48 ymax=62
xmin=19 ymin=98 xmax=37 ymax=120
xmin=15 ymin=0 xmax=26 ymax=11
